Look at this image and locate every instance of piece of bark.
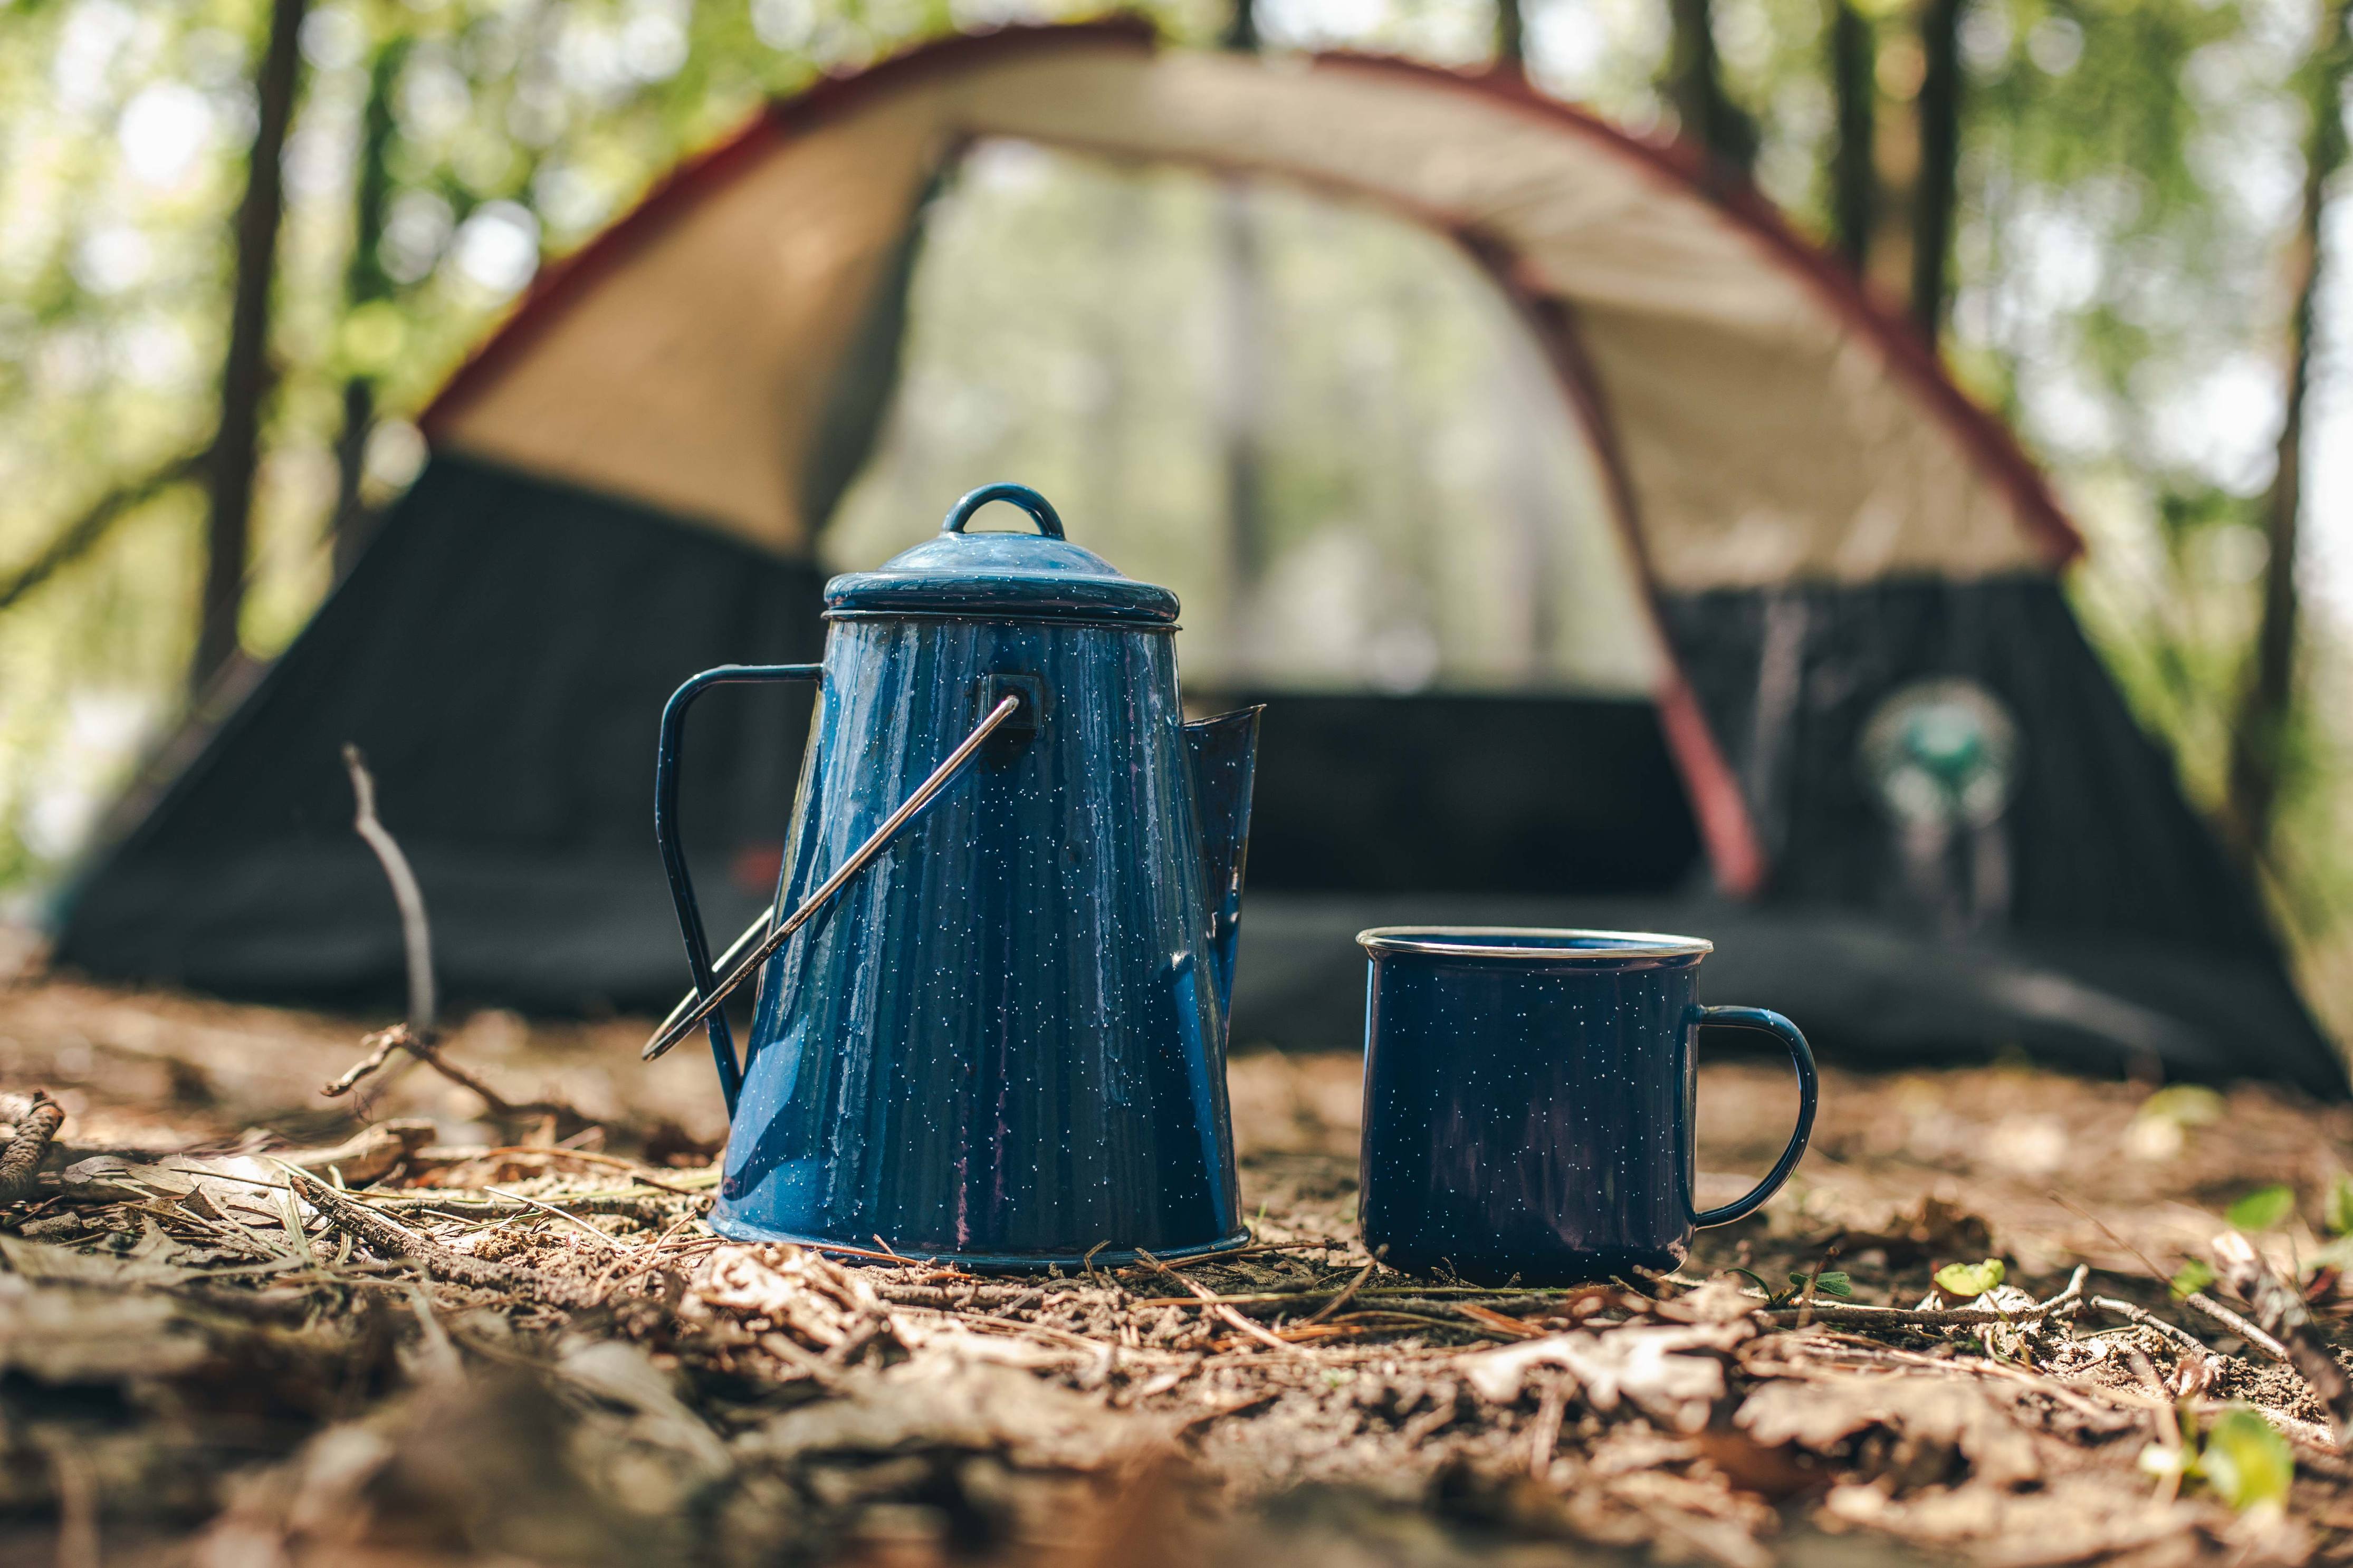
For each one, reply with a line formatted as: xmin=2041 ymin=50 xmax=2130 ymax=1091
xmin=0 ymin=1092 xmax=65 ymax=1205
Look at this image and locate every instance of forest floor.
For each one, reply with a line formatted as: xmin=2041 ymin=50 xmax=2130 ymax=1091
xmin=3 ymin=971 xmax=2352 ymax=1566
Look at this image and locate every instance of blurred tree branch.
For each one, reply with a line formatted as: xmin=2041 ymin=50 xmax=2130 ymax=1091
xmin=194 ymin=0 xmax=309 ymax=694
xmin=0 ymin=448 xmax=210 ymax=615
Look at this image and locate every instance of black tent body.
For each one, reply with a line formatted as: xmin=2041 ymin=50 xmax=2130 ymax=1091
xmin=52 ymin=24 xmax=2343 ymax=1097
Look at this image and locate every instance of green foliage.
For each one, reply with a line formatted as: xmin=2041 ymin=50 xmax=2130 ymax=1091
xmin=2227 ymin=1185 xmax=2298 ymax=1233
xmin=2196 ymin=1407 xmax=2295 ymax=1509
xmin=2170 ymin=1257 xmax=2217 ymax=1299
xmin=2325 ymin=1175 xmax=2353 ymax=1238
xmin=1790 ymin=1269 xmax=1853 ymax=1297
xmin=1935 ymin=1258 xmax=2006 ymax=1297
xmin=2137 ymin=1084 xmax=2227 ymax=1128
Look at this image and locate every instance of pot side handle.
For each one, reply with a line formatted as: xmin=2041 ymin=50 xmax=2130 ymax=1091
xmin=654 ymin=663 xmax=824 ymax=1116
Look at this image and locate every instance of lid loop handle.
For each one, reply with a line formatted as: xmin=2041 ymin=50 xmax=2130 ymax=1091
xmin=942 ymin=482 xmax=1066 ymax=539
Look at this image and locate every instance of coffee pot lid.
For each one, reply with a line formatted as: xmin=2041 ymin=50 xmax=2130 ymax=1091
xmin=823 ymin=483 xmax=1179 ymax=627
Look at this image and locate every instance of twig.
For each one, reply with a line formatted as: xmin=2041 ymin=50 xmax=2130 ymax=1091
xmin=1455 ymin=1302 xmax=1550 ymax=1339
xmin=482 ymin=1186 xmax=629 ymax=1254
xmin=322 ymin=1023 xmax=599 ymax=1134
xmin=279 ymin=1162 xmax=596 ymax=1308
xmin=1298 ymin=1261 xmax=1378 ymax=1327
xmin=0 ymin=1090 xmax=65 ymax=1204
xmin=1135 ymin=1247 xmax=1313 ymax=1358
xmin=320 ymin=1030 xmax=405 ymax=1098
xmin=2179 ymin=1287 xmax=2292 ymax=1363
xmin=1759 ymin=1263 xmax=2085 ymax=1332
xmin=2090 ymin=1296 xmax=2213 ymax=1358
xmin=343 ymin=745 xmax=435 ymax=1037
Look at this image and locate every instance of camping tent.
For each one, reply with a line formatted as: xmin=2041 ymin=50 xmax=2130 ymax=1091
xmin=53 ymin=21 xmax=2344 ymax=1095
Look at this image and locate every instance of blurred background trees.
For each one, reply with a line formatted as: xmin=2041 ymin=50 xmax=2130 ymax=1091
xmin=2 ymin=0 xmax=2348 ymax=1043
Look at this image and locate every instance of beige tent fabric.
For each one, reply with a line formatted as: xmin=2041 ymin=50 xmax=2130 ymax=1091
xmin=429 ymin=32 xmax=2064 ymax=589
xmin=429 ymin=92 xmax=950 ymax=557
xmin=956 ymin=49 xmax=2057 ymax=590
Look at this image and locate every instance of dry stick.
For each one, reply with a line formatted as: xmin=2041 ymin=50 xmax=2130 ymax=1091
xmin=343 ymin=745 xmax=435 ymax=1037
xmin=321 ymin=1030 xmax=404 ymax=1097
xmin=1298 ymin=1260 xmax=1378 ymax=1327
xmin=2091 ymin=1295 xmax=2214 ymax=1359
xmin=333 ymin=751 xmax=606 ymax=1135
xmin=482 ymin=1186 xmax=629 ymax=1254
xmin=280 ymin=1163 xmax=597 ymax=1309
xmin=2050 ymin=1190 xmax=2260 ymax=1354
xmin=2177 ymin=1287 xmax=2292 ymax=1363
xmin=1759 ymin=1265 xmax=2086 ymax=1331
xmin=1796 ymin=1334 xmax=2134 ymax=1427
xmin=1134 ymin=1247 xmax=1313 ymax=1359
xmin=0 ymin=1090 xmax=65 ymax=1205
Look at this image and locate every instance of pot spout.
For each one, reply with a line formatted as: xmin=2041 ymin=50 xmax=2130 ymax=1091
xmin=1182 ymin=706 xmax=1265 ymax=1036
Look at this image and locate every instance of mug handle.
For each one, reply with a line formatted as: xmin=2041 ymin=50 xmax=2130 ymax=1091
xmin=1690 ymin=1006 xmax=1819 ymax=1228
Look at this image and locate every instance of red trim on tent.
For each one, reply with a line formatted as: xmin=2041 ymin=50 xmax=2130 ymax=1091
xmin=1472 ymin=241 xmax=1767 ymax=897
xmin=420 ymin=20 xmax=1158 ymax=438
xmin=1311 ymin=51 xmax=2084 ymax=569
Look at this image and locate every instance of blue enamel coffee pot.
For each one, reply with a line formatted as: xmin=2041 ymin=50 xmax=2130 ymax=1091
xmin=647 ymin=483 xmax=1261 ymax=1267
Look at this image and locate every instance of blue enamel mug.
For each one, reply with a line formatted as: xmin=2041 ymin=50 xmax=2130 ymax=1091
xmin=1356 ymin=928 xmax=1816 ymax=1284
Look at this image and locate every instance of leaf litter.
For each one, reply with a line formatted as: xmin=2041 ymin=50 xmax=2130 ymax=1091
xmin=3 ymin=977 xmax=2352 ymax=1564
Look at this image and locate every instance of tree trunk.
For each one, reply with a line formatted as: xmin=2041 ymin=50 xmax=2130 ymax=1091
xmin=1497 ymin=0 xmax=1527 ymax=74
xmin=194 ymin=0 xmax=307 ymax=694
xmin=2224 ymin=0 xmax=2351 ymax=863
xmin=1665 ymin=0 xmax=1758 ymax=174
xmin=1828 ymin=0 xmax=1876 ymax=274
xmin=1222 ymin=0 xmax=1258 ymax=53
xmin=331 ymin=36 xmax=405 ymax=579
xmin=1909 ymin=0 xmax=1964 ymax=342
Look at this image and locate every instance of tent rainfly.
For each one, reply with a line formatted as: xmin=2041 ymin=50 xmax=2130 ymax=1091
xmin=53 ymin=22 xmax=2344 ymax=1096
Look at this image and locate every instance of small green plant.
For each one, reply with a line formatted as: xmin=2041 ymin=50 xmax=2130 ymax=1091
xmin=2136 ymin=1084 xmax=2226 ymax=1128
xmin=2140 ymin=1407 xmax=2297 ymax=1510
xmin=2227 ymin=1184 xmax=2297 ymax=1233
xmin=1935 ymin=1258 xmax=2005 ymax=1297
xmin=2323 ymin=1173 xmax=2353 ymax=1237
xmin=2199 ymin=1408 xmax=2295 ymax=1509
xmin=2170 ymin=1257 xmax=2217 ymax=1300
xmin=1724 ymin=1267 xmax=1852 ymax=1305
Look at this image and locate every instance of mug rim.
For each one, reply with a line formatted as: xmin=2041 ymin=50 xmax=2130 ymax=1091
xmin=1355 ymin=926 xmax=1716 ymax=960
